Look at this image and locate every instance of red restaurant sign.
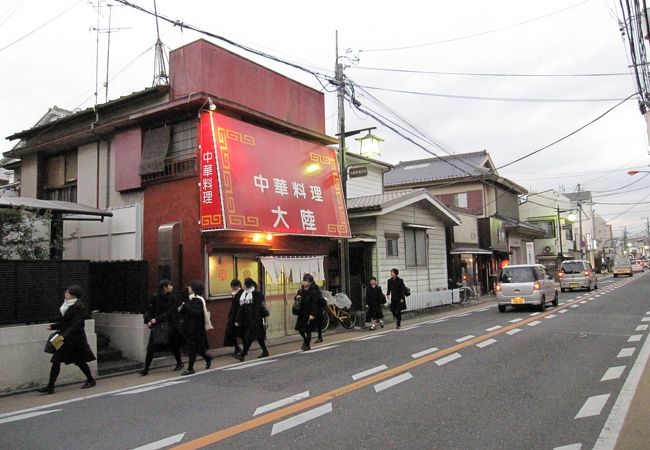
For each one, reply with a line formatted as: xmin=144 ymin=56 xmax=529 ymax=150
xmin=198 ymin=111 xmax=350 ymax=237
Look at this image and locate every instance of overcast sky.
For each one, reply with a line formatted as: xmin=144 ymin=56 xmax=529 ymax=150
xmin=1 ymin=0 xmax=649 ymax=239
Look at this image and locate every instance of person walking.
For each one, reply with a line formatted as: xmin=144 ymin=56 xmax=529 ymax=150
xmin=366 ymin=277 xmax=385 ymax=331
xmin=224 ymin=279 xmax=243 ymax=358
xmin=387 ymin=268 xmax=407 ymax=329
xmin=139 ymin=279 xmax=184 ymax=376
xmin=294 ymin=274 xmax=320 ymax=351
xmin=233 ymin=278 xmax=269 ymax=361
xmin=178 ymin=280 xmax=212 ymax=376
xmin=38 ymin=285 xmax=96 ymax=394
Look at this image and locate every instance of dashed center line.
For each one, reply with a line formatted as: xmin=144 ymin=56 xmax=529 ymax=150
xmin=575 ymin=394 xmax=610 ymax=419
xmin=628 ymin=335 xmax=643 ymax=343
xmin=618 ymin=348 xmax=635 ymax=358
xmin=352 ymin=365 xmax=388 ymax=381
xmin=546 ymin=314 xmax=557 ymax=319
xmin=637 ymin=325 xmax=649 ymax=331
xmin=270 ymin=403 xmax=332 ymax=436
xmin=435 ymin=353 xmax=462 ymax=366
xmin=571 ymin=305 xmax=580 ymax=308
xmin=411 ymin=347 xmax=439 ymax=359
xmin=455 ymin=335 xmax=475 ymax=343
xmin=528 ymin=320 xmax=541 ymax=327
xmin=374 ymin=372 xmax=413 ymax=393
xmin=486 ymin=325 xmax=502 ymax=332
xmin=642 ymin=317 xmax=650 ymax=322
xmin=559 ymin=310 xmax=569 ymax=314
xmin=601 ymin=366 xmax=626 ymax=382
xmin=254 ymin=392 xmax=310 ymax=416
xmin=506 ymin=328 xmax=522 ymax=335
xmin=476 ymin=338 xmax=497 ymax=348
xmin=509 ymin=318 xmax=523 ymax=323
xmin=553 ymin=444 xmax=582 ymax=450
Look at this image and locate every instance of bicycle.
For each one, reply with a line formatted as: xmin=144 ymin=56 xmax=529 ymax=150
xmin=320 ymin=292 xmax=357 ymax=331
xmin=458 ymin=286 xmax=479 ymax=307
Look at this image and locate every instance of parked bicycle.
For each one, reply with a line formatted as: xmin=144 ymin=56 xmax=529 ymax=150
xmin=320 ymin=291 xmax=357 ymax=331
xmin=458 ymin=285 xmax=479 ymax=307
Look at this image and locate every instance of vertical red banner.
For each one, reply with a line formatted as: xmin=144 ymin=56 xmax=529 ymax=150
xmin=198 ymin=112 xmax=224 ymax=231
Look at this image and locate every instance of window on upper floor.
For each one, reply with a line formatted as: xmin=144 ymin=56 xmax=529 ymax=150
xmin=404 ymin=228 xmax=427 ymax=266
xmin=454 ymin=192 xmax=468 ymax=209
xmin=529 ymin=220 xmax=555 ymax=238
xmin=385 ymin=233 xmax=399 ymax=257
xmin=140 ymin=119 xmax=197 ymax=184
xmin=43 ymin=150 xmax=77 ymax=202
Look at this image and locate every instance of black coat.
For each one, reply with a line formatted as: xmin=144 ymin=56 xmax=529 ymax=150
xmin=50 ymin=301 xmax=96 ymax=365
xmin=387 ymin=277 xmax=407 ymax=313
xmin=294 ymin=284 xmax=320 ymax=332
xmin=223 ymin=288 xmax=242 ymax=346
xmin=235 ymin=290 xmax=266 ymax=341
xmin=365 ymin=285 xmax=385 ymax=321
xmin=180 ymin=296 xmax=208 ymax=354
xmin=144 ymin=292 xmax=183 ymax=348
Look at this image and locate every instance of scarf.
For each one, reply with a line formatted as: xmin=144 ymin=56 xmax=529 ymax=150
xmin=189 ymin=294 xmax=213 ymax=330
xmin=240 ymin=287 xmax=255 ymax=305
xmin=60 ymin=298 xmax=78 ymax=316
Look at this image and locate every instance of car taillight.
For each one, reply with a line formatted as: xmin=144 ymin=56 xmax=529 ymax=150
xmin=533 ymin=281 xmax=542 ymax=290
xmin=583 ymin=270 xmax=591 ymax=277
xmin=558 ymin=272 xmax=564 ymax=278
xmin=495 ymin=283 xmax=502 ymax=292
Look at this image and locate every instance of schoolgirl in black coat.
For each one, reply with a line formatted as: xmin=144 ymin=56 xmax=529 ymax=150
xmin=365 ymin=277 xmax=385 ymax=330
xmin=38 ymin=285 xmax=96 ymax=394
xmin=179 ymin=280 xmax=212 ymax=375
xmin=234 ymin=278 xmax=269 ymax=361
xmin=294 ymin=274 xmax=320 ymax=351
xmin=224 ymin=279 xmax=243 ymax=357
xmin=387 ymin=268 xmax=407 ymax=329
xmin=139 ymin=279 xmax=184 ymax=375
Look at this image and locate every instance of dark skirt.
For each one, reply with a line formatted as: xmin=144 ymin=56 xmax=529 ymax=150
xmin=185 ymin=330 xmax=208 ymax=354
xmin=294 ymin=315 xmax=315 ymax=332
xmin=223 ymin=318 xmax=238 ymax=347
xmin=51 ymin=335 xmax=96 ymax=365
xmin=366 ymin=303 xmax=384 ymax=322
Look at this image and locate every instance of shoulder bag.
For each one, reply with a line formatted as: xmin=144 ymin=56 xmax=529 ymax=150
xmin=198 ymin=296 xmax=214 ymax=331
xmin=150 ymin=322 xmax=170 ymax=346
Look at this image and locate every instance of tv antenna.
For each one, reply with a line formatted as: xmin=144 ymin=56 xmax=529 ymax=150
xmin=152 ymin=0 xmax=168 ymax=86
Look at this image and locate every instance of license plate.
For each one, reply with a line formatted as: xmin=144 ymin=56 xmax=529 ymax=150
xmin=512 ymin=297 xmax=524 ymax=304
xmin=570 ymin=283 xmax=578 ymax=288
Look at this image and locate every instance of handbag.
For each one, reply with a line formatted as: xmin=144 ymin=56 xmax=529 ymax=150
xmin=150 ymin=322 xmax=170 ymax=346
xmin=198 ymin=296 xmax=214 ymax=331
xmin=380 ymin=293 xmax=387 ymax=305
xmin=292 ymin=297 xmax=302 ymax=316
xmin=259 ymin=296 xmax=270 ymax=318
xmin=44 ymin=331 xmax=61 ymax=354
xmin=404 ymin=286 xmax=411 ymax=297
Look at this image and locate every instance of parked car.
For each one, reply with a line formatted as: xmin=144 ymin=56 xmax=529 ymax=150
xmin=496 ymin=264 xmax=559 ymax=313
xmin=613 ymin=261 xmax=633 ymax=277
xmin=632 ymin=262 xmax=644 ymax=273
xmin=558 ymin=260 xmax=598 ymax=292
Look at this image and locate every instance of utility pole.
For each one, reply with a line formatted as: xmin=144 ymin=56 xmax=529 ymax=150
xmin=577 ymin=184 xmax=584 ymax=259
xmin=335 ymin=31 xmax=350 ymax=298
xmin=557 ymin=205 xmax=563 ymax=261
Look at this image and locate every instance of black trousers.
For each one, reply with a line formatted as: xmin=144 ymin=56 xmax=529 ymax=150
xmin=47 ymin=360 xmax=93 ymax=388
xmin=144 ymin=337 xmax=182 ymax=371
xmin=187 ymin=349 xmax=210 ymax=371
xmin=299 ymin=330 xmax=311 ymax=348
xmin=242 ymin=335 xmax=268 ymax=356
xmin=392 ymin=310 xmax=402 ymax=327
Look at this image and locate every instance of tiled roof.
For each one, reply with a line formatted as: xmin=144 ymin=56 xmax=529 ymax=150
xmin=347 ymin=191 xmax=413 ymax=210
xmin=384 ymin=150 xmax=492 ymax=187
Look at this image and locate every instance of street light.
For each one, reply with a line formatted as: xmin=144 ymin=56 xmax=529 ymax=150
xmin=355 ymin=131 xmax=384 ymax=159
xmin=556 ymin=206 xmax=577 ymax=261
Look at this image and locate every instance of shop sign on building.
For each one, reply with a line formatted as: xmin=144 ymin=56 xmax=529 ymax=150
xmin=198 ymin=111 xmax=350 ymax=237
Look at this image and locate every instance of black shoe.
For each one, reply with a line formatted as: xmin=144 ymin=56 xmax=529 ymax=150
xmin=173 ymin=363 xmax=184 ymax=371
xmin=180 ymin=369 xmax=195 ymax=376
xmin=302 ymin=346 xmax=311 ymax=351
xmin=139 ymin=369 xmax=149 ymax=376
xmin=234 ymin=353 xmax=245 ymax=362
xmin=38 ymin=386 xmax=54 ymax=395
xmin=315 ymin=338 xmax=323 ymax=343
xmin=231 ymin=350 xmax=241 ymax=357
xmin=205 ymin=356 xmax=212 ymax=370
xmin=257 ymin=351 xmax=269 ymax=358
xmin=81 ymin=379 xmax=96 ymax=389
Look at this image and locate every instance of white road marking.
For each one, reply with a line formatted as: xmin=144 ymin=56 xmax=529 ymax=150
xmin=506 ymin=328 xmax=522 ymax=335
xmin=270 ymin=403 xmax=332 ymax=436
xmin=546 ymin=314 xmax=557 ymax=319
xmin=352 ymin=365 xmax=388 ymax=381
xmin=301 ymin=345 xmax=339 ymax=354
xmin=115 ymin=381 xmax=189 ymax=395
xmin=558 ymin=302 xmax=565 ymax=306
xmin=601 ymin=366 xmax=626 ymax=382
xmin=580 ymin=301 xmax=588 ymax=304
xmin=559 ymin=309 xmax=569 ymax=314
xmin=424 ymin=318 xmax=449 ymax=324
xmin=636 ymin=325 xmax=648 ymax=331
xmin=575 ymin=394 xmax=610 ymax=419
xmin=456 ymin=335 xmax=475 ymax=343
xmin=374 ymin=372 xmax=413 ymax=393
xmin=646 ymin=311 xmax=650 ymax=315
xmin=130 ymin=433 xmax=186 ymax=450
xmin=453 ymin=313 xmax=472 ymax=318
xmin=628 ymin=335 xmax=643 ymax=343
xmin=254 ymin=391 xmax=310 ymax=416
xmin=474 ymin=307 xmax=491 ymax=312
xmin=571 ymin=305 xmax=580 ymax=308
xmin=399 ymin=325 xmax=421 ymax=331
xmin=224 ymin=359 xmax=278 ymax=370
xmin=642 ymin=317 xmax=650 ymax=322
xmin=0 ymin=409 xmax=62 ymax=425
xmin=618 ymin=348 xmax=635 ymax=358
xmin=553 ymin=444 xmax=582 ymax=450
xmin=435 ymin=353 xmax=462 ymax=366
xmin=594 ymin=316 xmax=650 ymax=449
xmin=530 ymin=312 xmax=541 ymax=316
xmin=476 ymin=338 xmax=497 ymax=348
xmin=486 ymin=325 xmax=502 ymax=332
xmin=411 ymin=347 xmax=440 ymax=359
xmin=509 ymin=318 xmax=523 ymax=323
xmin=528 ymin=320 xmax=542 ymax=327
xmin=356 ymin=334 xmax=384 ymax=341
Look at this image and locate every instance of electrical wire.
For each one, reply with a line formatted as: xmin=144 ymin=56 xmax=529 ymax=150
xmin=600 ymin=192 xmax=650 ymax=220
xmin=0 ymin=0 xmax=26 ymax=27
xmin=359 ymin=0 xmax=594 ymax=53
xmin=0 ymin=0 xmax=82 ymax=53
xmin=496 ymin=93 xmax=637 ymax=169
xmin=356 ymin=84 xmax=631 ymax=103
xmin=349 ymin=66 xmax=629 ymax=77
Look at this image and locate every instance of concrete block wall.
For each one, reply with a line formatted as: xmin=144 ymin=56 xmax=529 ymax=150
xmin=93 ymin=313 xmax=148 ymax=363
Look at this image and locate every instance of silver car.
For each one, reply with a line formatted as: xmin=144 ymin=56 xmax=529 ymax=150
xmin=559 ymin=260 xmax=598 ymax=292
xmin=496 ymin=264 xmax=559 ymax=313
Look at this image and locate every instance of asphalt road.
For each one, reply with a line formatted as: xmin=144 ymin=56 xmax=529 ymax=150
xmin=1 ymin=274 xmax=649 ymax=450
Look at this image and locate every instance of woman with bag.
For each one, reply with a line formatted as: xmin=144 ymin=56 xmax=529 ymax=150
xmin=178 ymin=280 xmax=212 ymax=376
xmin=387 ymin=268 xmax=407 ymax=329
xmin=233 ymin=278 xmax=269 ymax=361
xmin=224 ymin=279 xmax=243 ymax=358
xmin=294 ymin=274 xmax=320 ymax=351
xmin=38 ymin=285 xmax=96 ymax=394
xmin=366 ymin=277 xmax=385 ymax=331
xmin=139 ymin=279 xmax=184 ymax=376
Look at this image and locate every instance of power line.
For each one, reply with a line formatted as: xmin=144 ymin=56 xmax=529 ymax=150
xmin=356 ymin=84 xmax=628 ymax=103
xmin=497 ymin=93 xmax=637 ymax=169
xmin=359 ymin=0 xmax=594 ymax=53
xmin=350 ymin=66 xmax=629 ymax=78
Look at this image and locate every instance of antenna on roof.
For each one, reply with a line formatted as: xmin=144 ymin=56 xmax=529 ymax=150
xmin=152 ymin=0 xmax=169 ymax=86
